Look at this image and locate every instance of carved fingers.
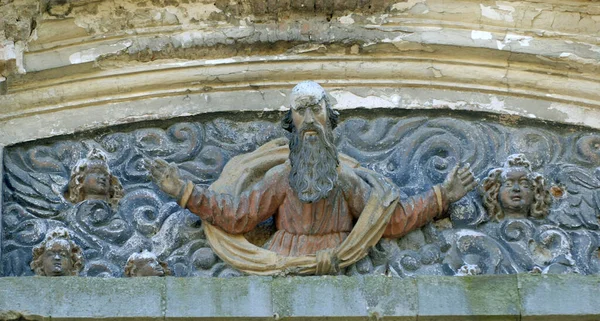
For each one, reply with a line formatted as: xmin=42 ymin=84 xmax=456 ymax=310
xmin=458 ymin=164 xmax=478 ymax=192
xmin=143 ymin=158 xmax=169 ymax=182
xmin=143 ymin=158 xmax=184 ymax=198
xmin=443 ymin=163 xmax=478 ymax=203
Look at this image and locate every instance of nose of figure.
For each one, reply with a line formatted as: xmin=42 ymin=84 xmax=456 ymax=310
xmin=53 ymin=253 xmax=62 ymax=261
xmin=512 ymin=183 xmax=521 ymax=192
xmin=304 ymin=109 xmax=315 ymax=125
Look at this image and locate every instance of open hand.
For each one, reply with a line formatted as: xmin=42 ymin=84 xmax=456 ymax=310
xmin=442 ymin=163 xmax=478 ymax=203
xmin=143 ymin=158 xmax=185 ymax=199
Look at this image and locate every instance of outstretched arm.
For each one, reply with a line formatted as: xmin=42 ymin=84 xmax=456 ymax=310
xmin=384 ymin=163 xmax=477 ymax=238
xmin=145 ymin=158 xmax=287 ymax=234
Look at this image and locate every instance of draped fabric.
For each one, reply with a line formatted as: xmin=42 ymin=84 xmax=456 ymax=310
xmin=199 ymin=138 xmax=439 ymax=275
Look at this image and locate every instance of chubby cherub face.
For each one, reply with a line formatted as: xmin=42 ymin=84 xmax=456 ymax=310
xmin=498 ymin=167 xmax=534 ymax=216
xmin=81 ymin=165 xmax=111 ymax=200
xmin=132 ymin=257 xmax=166 ymax=277
xmin=41 ymin=239 xmax=74 ymax=277
xmin=125 ymin=251 xmax=169 ymax=277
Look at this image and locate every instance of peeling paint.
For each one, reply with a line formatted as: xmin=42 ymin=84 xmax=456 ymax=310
xmin=480 ymin=3 xmax=514 ymax=22
xmin=14 ymin=41 xmax=26 ymax=74
xmin=504 ymin=33 xmax=532 ymax=47
xmin=338 ymin=14 xmax=355 ymax=25
xmin=69 ymin=40 xmax=133 ymax=64
xmin=496 ymin=33 xmax=532 ymax=50
xmin=329 ymin=91 xmax=397 ymax=109
xmin=496 ymin=40 xmax=506 ymax=50
xmin=549 ymin=103 xmax=600 ymax=128
xmin=391 ymin=0 xmax=428 ymax=12
xmin=172 ymin=31 xmax=204 ymax=48
xmin=586 ymin=44 xmax=600 ymax=54
xmin=432 ymin=99 xmax=468 ymax=110
xmin=558 ymin=53 xmax=598 ymax=64
xmin=204 ymin=58 xmax=237 ymax=65
xmin=0 ymin=41 xmax=16 ymax=61
xmin=471 ymin=30 xmax=493 ymax=40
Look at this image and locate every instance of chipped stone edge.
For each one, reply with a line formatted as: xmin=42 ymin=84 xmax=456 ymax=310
xmin=0 ymin=86 xmax=598 ymax=146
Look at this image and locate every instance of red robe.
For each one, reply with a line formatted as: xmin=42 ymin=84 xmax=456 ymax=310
xmin=185 ymin=163 xmax=448 ymax=257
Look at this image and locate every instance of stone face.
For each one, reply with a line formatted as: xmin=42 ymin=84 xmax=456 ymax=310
xmin=0 ymin=275 xmax=600 ymax=320
xmin=273 ymin=276 xmax=370 ymax=319
xmin=0 ymin=277 xmax=165 ymax=320
xmin=416 ymin=275 xmax=520 ymax=321
xmin=165 ymin=277 xmax=273 ymax=319
xmin=361 ymin=275 xmax=418 ymax=320
xmin=519 ymin=274 xmax=600 ymax=321
xmin=272 ymin=276 xmax=418 ymax=320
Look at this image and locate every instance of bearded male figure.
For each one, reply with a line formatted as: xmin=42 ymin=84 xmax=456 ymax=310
xmin=147 ymin=81 xmax=477 ymax=274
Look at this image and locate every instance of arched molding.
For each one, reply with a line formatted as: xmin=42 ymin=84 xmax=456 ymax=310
xmin=0 ymin=0 xmax=599 ymax=145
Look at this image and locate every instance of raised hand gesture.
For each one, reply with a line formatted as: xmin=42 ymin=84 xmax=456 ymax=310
xmin=442 ymin=163 xmax=477 ymax=203
xmin=143 ymin=158 xmax=185 ymax=199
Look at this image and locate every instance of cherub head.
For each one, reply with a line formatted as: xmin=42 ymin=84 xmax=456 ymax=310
xmin=482 ymin=154 xmax=551 ymax=221
xmin=67 ymin=148 xmax=123 ymax=209
xmin=124 ymin=250 xmax=170 ymax=277
xmin=31 ymin=227 xmax=83 ymax=276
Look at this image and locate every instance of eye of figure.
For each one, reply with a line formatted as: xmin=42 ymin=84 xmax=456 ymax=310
xmin=519 ymin=179 xmax=531 ymax=188
xmin=46 ymin=249 xmax=68 ymax=257
xmin=502 ymin=180 xmax=513 ymax=187
xmin=88 ymin=168 xmax=107 ymax=177
xmin=311 ymin=104 xmax=322 ymax=113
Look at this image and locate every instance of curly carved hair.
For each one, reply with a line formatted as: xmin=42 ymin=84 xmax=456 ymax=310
xmin=482 ymin=154 xmax=552 ymax=221
xmin=30 ymin=227 xmax=83 ymax=276
xmin=67 ymin=148 xmax=123 ymax=209
xmin=124 ymin=250 xmax=171 ymax=277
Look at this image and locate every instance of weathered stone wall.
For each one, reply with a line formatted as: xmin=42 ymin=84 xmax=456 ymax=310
xmin=1 ymin=1 xmax=600 ymax=319
xmin=0 ymin=0 xmax=599 ymax=145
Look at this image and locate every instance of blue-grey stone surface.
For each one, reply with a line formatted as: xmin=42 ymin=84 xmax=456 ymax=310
xmin=2 ymin=111 xmax=600 ymax=277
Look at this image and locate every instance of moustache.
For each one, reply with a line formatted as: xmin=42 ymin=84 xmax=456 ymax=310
xmin=298 ymin=123 xmax=326 ymax=136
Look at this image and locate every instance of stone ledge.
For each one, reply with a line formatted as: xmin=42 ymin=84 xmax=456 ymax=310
xmin=0 ymin=274 xmax=599 ymax=320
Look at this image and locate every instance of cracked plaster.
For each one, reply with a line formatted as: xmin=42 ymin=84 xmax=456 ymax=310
xmin=0 ymin=0 xmax=598 ymax=145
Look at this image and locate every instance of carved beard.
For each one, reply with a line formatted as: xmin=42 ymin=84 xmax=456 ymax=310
xmin=288 ymin=123 xmax=339 ymax=203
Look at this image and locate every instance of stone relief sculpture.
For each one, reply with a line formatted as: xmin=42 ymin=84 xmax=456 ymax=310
xmin=146 ymin=81 xmax=477 ymax=275
xmin=65 ymin=148 xmax=124 ymax=208
xmin=3 ymin=82 xmax=600 ymax=277
xmin=482 ymin=154 xmax=552 ymax=221
xmin=124 ymin=250 xmax=170 ymax=277
xmin=30 ymin=227 xmax=83 ymax=276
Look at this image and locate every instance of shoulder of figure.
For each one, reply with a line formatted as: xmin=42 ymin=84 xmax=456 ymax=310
xmin=338 ymin=162 xmax=366 ymax=185
xmin=263 ymin=162 xmax=290 ymax=180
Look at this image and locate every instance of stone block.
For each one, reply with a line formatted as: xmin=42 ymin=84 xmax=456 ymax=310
xmin=519 ymin=274 xmax=600 ymax=321
xmin=271 ymin=275 xmax=417 ymax=320
xmin=272 ymin=276 xmax=368 ymax=319
xmin=417 ymin=275 xmax=520 ymax=321
xmin=165 ymin=276 xmax=273 ymax=320
xmin=361 ymin=275 xmax=418 ymax=320
xmin=0 ymin=277 xmax=165 ymax=320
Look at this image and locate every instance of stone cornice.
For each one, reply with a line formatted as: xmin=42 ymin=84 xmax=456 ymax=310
xmin=0 ymin=275 xmax=599 ymax=320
